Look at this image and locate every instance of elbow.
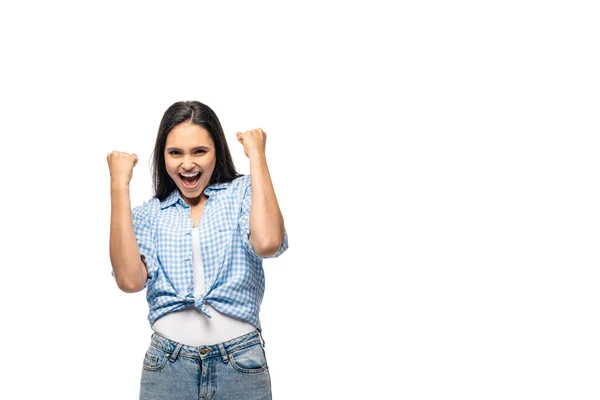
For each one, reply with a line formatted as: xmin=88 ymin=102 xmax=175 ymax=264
xmin=114 ymin=270 xmax=145 ymax=293
xmin=117 ymin=279 xmax=144 ymax=293
xmin=249 ymin=225 xmax=285 ymax=257
xmin=256 ymin=239 xmax=282 ymax=258
xmin=113 ymin=259 xmax=148 ymax=293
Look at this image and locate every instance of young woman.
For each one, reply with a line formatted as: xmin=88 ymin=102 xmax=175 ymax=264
xmin=107 ymin=100 xmax=289 ymax=400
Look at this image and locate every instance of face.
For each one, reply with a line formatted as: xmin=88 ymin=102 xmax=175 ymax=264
xmin=164 ymin=122 xmax=216 ymax=206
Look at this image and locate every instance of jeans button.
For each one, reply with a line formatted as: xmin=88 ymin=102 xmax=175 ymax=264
xmin=199 ymin=348 xmax=208 ymax=355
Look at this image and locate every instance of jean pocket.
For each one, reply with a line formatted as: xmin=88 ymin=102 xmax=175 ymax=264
xmin=142 ymin=345 xmax=169 ymax=371
xmin=228 ymin=342 xmax=268 ymax=374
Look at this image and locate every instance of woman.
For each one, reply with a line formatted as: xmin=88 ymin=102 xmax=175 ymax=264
xmin=107 ymin=100 xmax=289 ymax=400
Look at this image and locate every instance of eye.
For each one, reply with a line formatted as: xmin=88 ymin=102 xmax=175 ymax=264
xmin=168 ymin=150 xmax=205 ymax=156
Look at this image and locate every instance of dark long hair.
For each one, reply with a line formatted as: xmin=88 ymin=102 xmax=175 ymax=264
xmin=151 ymin=101 xmax=243 ymax=200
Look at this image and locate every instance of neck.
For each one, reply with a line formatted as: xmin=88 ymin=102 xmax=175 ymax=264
xmin=183 ymin=192 xmax=208 ymax=207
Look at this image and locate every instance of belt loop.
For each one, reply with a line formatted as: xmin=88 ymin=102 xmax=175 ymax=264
xmin=258 ymin=329 xmax=266 ymax=348
xmin=169 ymin=343 xmax=183 ymax=363
xmin=218 ymin=343 xmax=229 ymax=363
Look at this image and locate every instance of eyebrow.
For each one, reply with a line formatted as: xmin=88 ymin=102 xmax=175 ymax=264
xmin=166 ymin=146 xmax=210 ymax=151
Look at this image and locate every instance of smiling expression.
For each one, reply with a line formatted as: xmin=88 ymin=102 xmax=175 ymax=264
xmin=164 ymin=122 xmax=216 ymax=206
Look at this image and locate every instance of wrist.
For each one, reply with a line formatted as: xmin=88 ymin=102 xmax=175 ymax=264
xmin=111 ymin=180 xmax=130 ymax=191
xmin=248 ymin=150 xmax=266 ymax=161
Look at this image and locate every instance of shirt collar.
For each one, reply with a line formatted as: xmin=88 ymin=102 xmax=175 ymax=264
xmin=160 ymin=181 xmax=231 ymax=209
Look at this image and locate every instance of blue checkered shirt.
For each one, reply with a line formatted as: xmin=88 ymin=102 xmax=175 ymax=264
xmin=112 ymin=175 xmax=289 ymax=332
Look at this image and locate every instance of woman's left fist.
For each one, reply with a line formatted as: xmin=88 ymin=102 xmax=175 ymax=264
xmin=236 ymin=128 xmax=267 ymax=158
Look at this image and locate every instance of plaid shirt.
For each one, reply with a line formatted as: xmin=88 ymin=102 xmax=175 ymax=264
xmin=112 ymin=175 xmax=289 ymax=332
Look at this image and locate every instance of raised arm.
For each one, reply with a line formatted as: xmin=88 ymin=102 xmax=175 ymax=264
xmin=236 ymin=129 xmax=285 ymax=257
xmin=107 ymin=151 xmax=147 ymax=293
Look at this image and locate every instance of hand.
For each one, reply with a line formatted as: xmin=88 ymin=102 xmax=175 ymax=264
xmin=236 ymin=128 xmax=266 ymax=158
xmin=107 ymin=151 xmax=138 ymax=186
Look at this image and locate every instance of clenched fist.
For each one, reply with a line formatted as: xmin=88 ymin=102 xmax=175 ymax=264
xmin=107 ymin=151 xmax=138 ymax=186
xmin=236 ymin=128 xmax=267 ymax=158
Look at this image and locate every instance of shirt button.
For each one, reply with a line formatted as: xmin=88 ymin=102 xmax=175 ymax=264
xmin=185 ymin=256 xmax=190 ymax=261
xmin=188 ymin=285 xmax=193 ymax=290
xmin=186 ymin=230 xmax=191 ymax=234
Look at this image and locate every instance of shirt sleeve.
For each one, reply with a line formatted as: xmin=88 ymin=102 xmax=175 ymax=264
xmin=238 ymin=178 xmax=289 ymax=260
xmin=111 ymin=200 xmax=157 ymax=289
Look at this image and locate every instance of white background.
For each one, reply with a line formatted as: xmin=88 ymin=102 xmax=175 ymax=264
xmin=1 ymin=1 xmax=598 ymax=399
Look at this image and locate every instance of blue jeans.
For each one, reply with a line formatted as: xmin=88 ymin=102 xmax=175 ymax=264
xmin=140 ymin=329 xmax=272 ymax=400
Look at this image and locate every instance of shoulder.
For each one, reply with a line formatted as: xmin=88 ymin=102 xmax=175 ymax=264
xmin=229 ymin=175 xmax=252 ymax=198
xmin=132 ymin=197 xmax=161 ymax=219
xmin=236 ymin=174 xmax=251 ymax=187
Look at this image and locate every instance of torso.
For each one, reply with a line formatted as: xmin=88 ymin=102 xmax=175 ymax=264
xmin=152 ymin=193 xmax=258 ymax=345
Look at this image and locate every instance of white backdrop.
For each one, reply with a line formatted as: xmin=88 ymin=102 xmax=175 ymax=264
xmin=0 ymin=1 xmax=598 ymax=399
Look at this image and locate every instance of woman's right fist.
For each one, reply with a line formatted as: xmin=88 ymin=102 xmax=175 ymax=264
xmin=107 ymin=151 xmax=138 ymax=186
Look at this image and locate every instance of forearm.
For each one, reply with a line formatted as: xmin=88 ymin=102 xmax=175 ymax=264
xmin=109 ymin=183 xmax=146 ymax=292
xmin=248 ymin=152 xmax=285 ymax=253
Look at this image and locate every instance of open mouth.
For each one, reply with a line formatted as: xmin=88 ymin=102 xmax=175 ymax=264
xmin=179 ymin=172 xmax=201 ymax=188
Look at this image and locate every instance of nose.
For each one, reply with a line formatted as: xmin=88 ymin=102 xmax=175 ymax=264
xmin=182 ymin=155 xmax=195 ymax=170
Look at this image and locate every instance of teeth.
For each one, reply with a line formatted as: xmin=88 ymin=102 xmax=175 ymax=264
xmin=181 ymin=172 xmax=200 ymax=178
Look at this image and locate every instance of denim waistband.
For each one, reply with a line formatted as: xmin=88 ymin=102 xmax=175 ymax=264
xmin=149 ymin=329 xmax=264 ymax=361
